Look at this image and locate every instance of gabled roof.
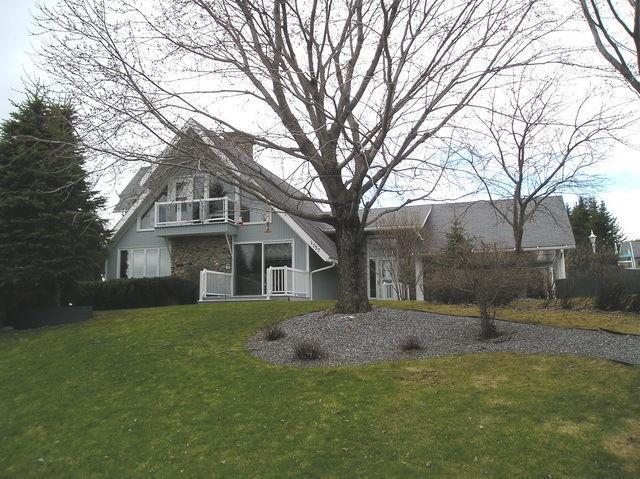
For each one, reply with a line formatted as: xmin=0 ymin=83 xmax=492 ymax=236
xmin=114 ymin=167 xmax=149 ymax=213
xmin=110 ymin=123 xmax=338 ymax=261
xmin=420 ymin=196 xmax=575 ymax=253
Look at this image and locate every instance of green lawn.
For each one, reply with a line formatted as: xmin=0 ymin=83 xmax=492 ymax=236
xmin=1 ymin=302 xmax=639 ymax=478
xmin=375 ymin=299 xmax=640 ymax=335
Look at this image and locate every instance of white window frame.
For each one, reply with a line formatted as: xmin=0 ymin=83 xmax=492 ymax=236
xmin=137 ymin=204 xmax=156 ymax=232
xmin=117 ymin=247 xmax=170 ymax=279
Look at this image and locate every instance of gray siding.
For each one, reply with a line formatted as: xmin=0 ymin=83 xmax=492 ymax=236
xmin=236 ymin=213 xmax=307 ymax=271
xmin=309 ymin=247 xmax=338 ymax=300
xmin=108 ymin=211 xmax=311 ymax=279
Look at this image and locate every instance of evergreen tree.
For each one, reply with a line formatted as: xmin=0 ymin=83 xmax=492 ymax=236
xmin=0 ymin=92 xmax=109 ymax=314
xmin=569 ymin=197 xmax=621 ymax=250
xmin=443 ymin=218 xmax=474 ymax=263
xmin=567 ymin=196 xmax=621 ymax=271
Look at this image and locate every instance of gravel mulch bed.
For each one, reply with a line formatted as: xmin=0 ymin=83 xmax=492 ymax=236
xmin=247 ymin=307 xmax=640 ymax=367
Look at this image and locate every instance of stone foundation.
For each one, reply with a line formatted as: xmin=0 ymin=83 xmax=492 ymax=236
xmin=169 ymin=235 xmax=232 ymax=284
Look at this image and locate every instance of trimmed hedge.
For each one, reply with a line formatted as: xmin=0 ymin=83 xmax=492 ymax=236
xmin=556 ymin=268 xmax=640 ymax=312
xmin=556 ymin=268 xmax=640 ymax=299
xmin=69 ymin=277 xmax=198 ymax=310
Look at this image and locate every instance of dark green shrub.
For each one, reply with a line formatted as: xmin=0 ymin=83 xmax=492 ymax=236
xmin=264 ymin=325 xmax=285 ymax=341
xmin=424 ymin=276 xmax=474 ymax=304
xmin=400 ymin=336 xmax=422 ymax=351
xmin=560 ymin=297 xmax=574 ymax=310
xmin=624 ymin=294 xmax=640 ymax=313
xmin=593 ymin=277 xmax=626 ymax=311
xmin=523 ymin=269 xmax=548 ymax=299
xmin=293 ymin=341 xmax=323 ymax=361
xmin=69 ymin=277 xmax=198 ymax=310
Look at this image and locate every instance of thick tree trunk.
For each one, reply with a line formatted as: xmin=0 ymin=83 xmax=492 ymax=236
xmin=334 ymin=219 xmax=371 ymax=314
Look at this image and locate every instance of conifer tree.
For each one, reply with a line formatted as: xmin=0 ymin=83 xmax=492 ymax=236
xmin=0 ymin=92 xmax=109 ymax=314
xmin=567 ymin=196 xmax=621 ymax=271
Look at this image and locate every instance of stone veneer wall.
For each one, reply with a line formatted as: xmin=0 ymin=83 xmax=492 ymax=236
xmin=169 ymin=235 xmax=232 ymax=284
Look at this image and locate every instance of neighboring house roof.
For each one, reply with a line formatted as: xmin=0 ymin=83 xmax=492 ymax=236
xmin=420 ymin=196 xmax=575 ymax=253
xmin=363 ymin=204 xmax=432 ymax=230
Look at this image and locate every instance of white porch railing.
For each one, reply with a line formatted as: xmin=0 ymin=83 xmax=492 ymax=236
xmin=199 ymin=269 xmax=232 ymax=300
xmin=266 ymin=266 xmax=309 ymax=298
xmin=155 ymin=196 xmax=234 ymax=227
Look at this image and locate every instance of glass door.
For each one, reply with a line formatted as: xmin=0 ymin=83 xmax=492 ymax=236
xmin=234 ymin=243 xmax=263 ymax=295
xmin=369 ymin=258 xmax=397 ymax=299
xmin=263 ymin=243 xmax=293 ymax=294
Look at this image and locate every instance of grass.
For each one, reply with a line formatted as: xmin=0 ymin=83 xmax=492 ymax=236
xmin=376 ymin=299 xmax=640 ymax=335
xmin=0 ymin=301 xmax=639 ymax=478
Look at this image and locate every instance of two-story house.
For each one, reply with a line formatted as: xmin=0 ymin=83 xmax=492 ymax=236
xmin=105 ymin=123 xmax=575 ymax=302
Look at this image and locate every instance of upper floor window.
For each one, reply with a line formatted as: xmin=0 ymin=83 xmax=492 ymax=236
xmin=138 ymin=205 xmax=154 ymax=230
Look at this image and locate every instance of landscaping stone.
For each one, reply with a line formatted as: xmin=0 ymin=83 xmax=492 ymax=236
xmin=247 ymin=307 xmax=640 ymax=367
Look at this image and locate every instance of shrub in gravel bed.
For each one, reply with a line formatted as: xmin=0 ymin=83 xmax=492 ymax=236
xmin=264 ymin=325 xmax=285 ymax=341
xmin=294 ymin=341 xmax=323 ymax=361
xmin=400 ymin=335 xmax=422 ymax=351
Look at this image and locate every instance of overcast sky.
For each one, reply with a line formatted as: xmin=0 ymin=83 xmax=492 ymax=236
xmin=2 ymin=0 xmax=639 ymax=239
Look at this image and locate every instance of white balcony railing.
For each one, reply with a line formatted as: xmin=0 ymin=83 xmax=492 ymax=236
xmin=266 ymin=266 xmax=309 ymax=298
xmin=199 ymin=269 xmax=232 ymax=300
xmin=155 ymin=196 xmax=234 ymax=227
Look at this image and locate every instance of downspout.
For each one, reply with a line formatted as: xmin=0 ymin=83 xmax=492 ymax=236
xmin=309 ymin=263 xmax=337 ymax=300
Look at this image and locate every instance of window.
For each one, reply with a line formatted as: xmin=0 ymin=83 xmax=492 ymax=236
xmin=138 ymin=205 xmax=155 ymax=230
xmin=173 ymin=180 xmax=190 ymax=201
xmin=119 ymin=247 xmax=171 ymax=278
xmin=369 ymin=259 xmax=377 ymax=298
xmin=240 ymin=206 xmax=251 ymax=223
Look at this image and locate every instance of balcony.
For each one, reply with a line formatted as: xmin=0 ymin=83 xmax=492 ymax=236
xmin=153 ymin=196 xmax=239 ymax=237
xmin=155 ymin=196 xmax=235 ymax=226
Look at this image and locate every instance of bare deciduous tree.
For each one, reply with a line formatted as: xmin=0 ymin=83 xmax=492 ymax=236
xmin=460 ymin=72 xmax=618 ymax=254
xmin=425 ymin=221 xmax=521 ymax=338
xmin=579 ymin=0 xmax=640 ymax=95
xmin=37 ymin=0 xmax=558 ymax=312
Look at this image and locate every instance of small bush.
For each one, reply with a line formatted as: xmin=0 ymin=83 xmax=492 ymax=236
xmin=593 ymin=277 xmax=626 ymax=311
xmin=69 ymin=277 xmax=198 ymax=310
xmin=400 ymin=336 xmax=422 ymax=351
xmin=294 ymin=341 xmax=323 ymax=361
xmin=624 ymin=293 xmax=640 ymax=313
xmin=264 ymin=325 xmax=285 ymax=341
xmin=560 ymin=297 xmax=573 ymax=310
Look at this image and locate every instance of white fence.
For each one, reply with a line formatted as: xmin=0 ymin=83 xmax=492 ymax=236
xmin=199 ymin=270 xmax=232 ymax=300
xmin=266 ymin=266 xmax=309 ymax=297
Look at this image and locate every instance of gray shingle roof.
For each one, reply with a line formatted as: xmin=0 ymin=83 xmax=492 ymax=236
xmin=421 ymin=196 xmax=575 ymax=253
xmin=114 ymin=167 xmax=149 ymax=213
